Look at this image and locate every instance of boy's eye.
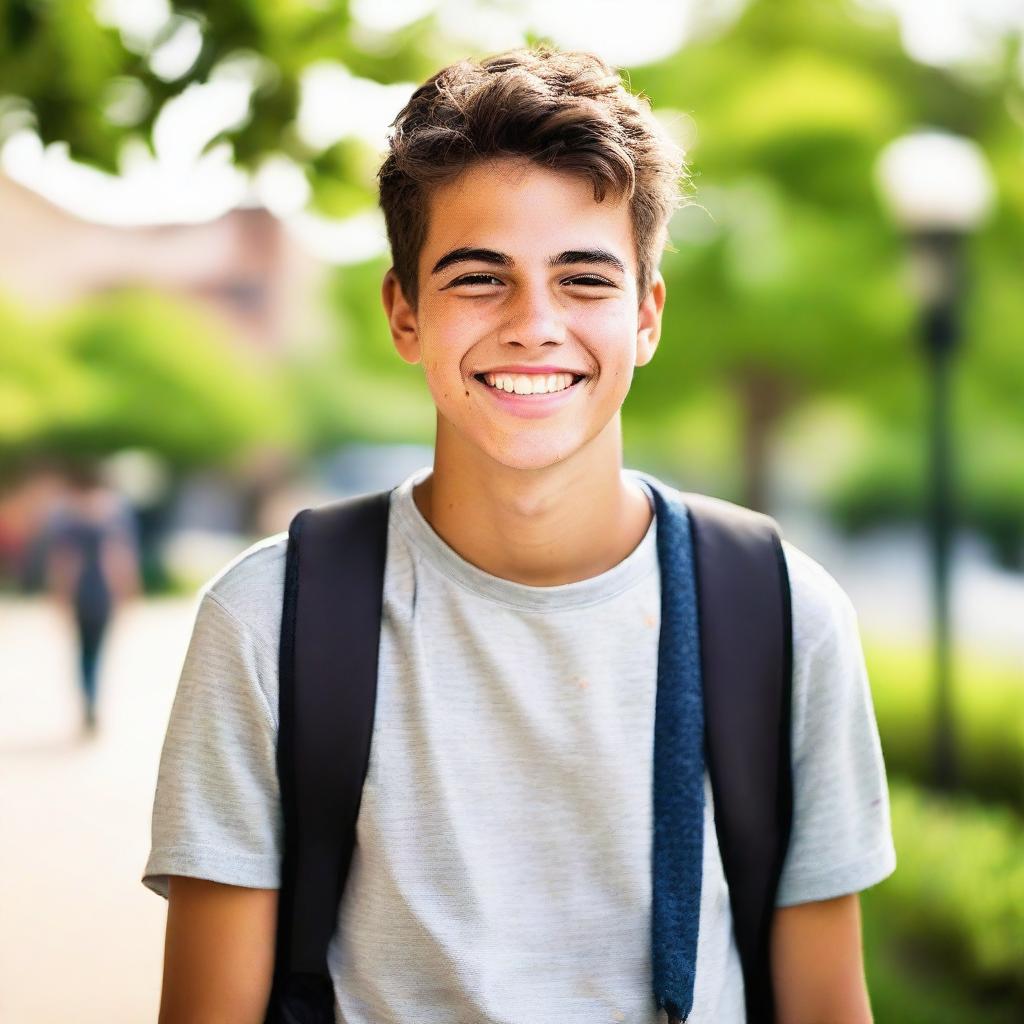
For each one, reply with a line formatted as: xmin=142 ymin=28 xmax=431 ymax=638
xmin=451 ymin=273 xmax=502 ymax=286
xmin=566 ymin=275 xmax=614 ymax=287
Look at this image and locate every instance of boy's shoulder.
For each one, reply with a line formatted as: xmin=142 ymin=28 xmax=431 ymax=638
xmin=636 ymin=472 xmax=858 ymax=648
xmin=780 ymin=539 xmax=860 ymax=662
xmin=199 ymin=531 xmax=289 ymax=650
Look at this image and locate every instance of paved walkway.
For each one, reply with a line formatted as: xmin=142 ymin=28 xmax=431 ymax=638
xmin=0 ymin=597 xmax=197 ymax=1024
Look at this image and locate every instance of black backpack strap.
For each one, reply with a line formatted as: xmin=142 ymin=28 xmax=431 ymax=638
xmin=684 ymin=492 xmax=793 ymax=1024
xmin=266 ymin=489 xmax=390 ymax=1024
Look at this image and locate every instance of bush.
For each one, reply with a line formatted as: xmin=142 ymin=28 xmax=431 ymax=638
xmin=55 ymin=290 xmax=298 ymax=465
xmin=0 ymin=290 xmax=299 ymax=471
xmin=826 ymin=426 xmax=1024 ymax=571
xmin=0 ymin=300 xmax=87 ymax=458
xmin=866 ymin=642 xmax=1023 ymax=811
xmin=862 ymin=780 xmax=1024 ymax=1020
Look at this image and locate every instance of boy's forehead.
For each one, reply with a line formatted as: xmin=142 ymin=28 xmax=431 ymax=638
xmin=420 ymin=158 xmax=636 ymax=273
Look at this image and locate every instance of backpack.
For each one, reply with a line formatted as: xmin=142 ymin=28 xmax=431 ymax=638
xmin=265 ymin=484 xmax=793 ymax=1024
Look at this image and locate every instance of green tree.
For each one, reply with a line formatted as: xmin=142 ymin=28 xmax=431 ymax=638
xmin=627 ymin=0 xmax=1024 ymax=512
xmin=0 ymin=0 xmax=455 ymax=215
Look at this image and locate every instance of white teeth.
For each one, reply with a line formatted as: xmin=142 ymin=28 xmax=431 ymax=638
xmin=482 ymin=372 xmax=577 ymax=395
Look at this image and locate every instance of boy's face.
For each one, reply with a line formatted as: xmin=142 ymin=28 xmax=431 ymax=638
xmin=382 ymin=157 xmax=665 ymax=473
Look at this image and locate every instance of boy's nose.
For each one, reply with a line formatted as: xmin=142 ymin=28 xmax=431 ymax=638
xmin=497 ymin=290 xmax=567 ymax=349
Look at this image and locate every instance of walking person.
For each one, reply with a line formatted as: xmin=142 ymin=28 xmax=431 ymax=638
xmin=44 ymin=463 xmax=141 ymax=733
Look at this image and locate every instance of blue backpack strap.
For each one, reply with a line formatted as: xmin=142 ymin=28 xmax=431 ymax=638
xmin=266 ymin=489 xmax=390 ymax=1024
xmin=684 ymin=491 xmax=794 ymax=1024
xmin=650 ymin=488 xmax=706 ymax=1024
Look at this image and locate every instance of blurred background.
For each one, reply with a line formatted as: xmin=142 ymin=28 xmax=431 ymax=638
xmin=1 ymin=0 xmax=1022 ymax=1020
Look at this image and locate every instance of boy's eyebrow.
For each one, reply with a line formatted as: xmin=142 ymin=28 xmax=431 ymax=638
xmin=430 ymin=247 xmax=626 ymax=276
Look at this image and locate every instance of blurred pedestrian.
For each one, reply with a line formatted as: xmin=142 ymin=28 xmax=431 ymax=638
xmin=43 ymin=462 xmax=141 ymax=733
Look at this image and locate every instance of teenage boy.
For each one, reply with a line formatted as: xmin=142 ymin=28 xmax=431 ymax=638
xmin=145 ymin=45 xmax=896 ymax=1023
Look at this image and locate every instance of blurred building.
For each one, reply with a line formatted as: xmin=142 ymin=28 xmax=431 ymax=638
xmin=0 ymin=172 xmax=324 ymax=350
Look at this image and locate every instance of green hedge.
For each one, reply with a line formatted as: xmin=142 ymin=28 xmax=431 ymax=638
xmin=866 ymin=642 xmax=1024 ymax=811
xmin=0 ymin=291 xmax=298 ymax=472
xmin=863 ymin=781 xmax=1024 ymax=1022
xmin=825 ymin=418 xmax=1024 ymax=572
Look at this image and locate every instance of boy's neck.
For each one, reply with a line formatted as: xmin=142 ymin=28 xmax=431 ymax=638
xmin=412 ymin=418 xmax=653 ymax=587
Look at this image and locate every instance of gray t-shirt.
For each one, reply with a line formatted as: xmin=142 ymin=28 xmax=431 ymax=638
xmin=144 ymin=467 xmax=896 ymax=1023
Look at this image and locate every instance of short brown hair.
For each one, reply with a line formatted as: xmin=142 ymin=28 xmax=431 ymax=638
xmin=377 ymin=45 xmax=687 ymax=308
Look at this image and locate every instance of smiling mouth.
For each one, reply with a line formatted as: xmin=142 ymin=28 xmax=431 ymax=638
xmin=473 ymin=372 xmax=588 ymax=396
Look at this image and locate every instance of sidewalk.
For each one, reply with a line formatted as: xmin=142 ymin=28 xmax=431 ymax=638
xmin=0 ymin=596 xmax=197 ymax=1024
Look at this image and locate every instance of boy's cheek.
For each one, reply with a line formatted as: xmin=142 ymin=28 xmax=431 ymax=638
xmin=422 ymin=364 xmax=470 ymax=407
xmin=421 ymin=358 xmax=447 ymax=389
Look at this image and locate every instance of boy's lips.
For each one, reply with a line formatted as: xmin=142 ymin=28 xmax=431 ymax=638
xmin=471 ymin=370 xmax=588 ymax=419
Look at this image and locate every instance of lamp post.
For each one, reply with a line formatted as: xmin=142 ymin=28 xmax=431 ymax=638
xmin=874 ymin=131 xmax=994 ymax=791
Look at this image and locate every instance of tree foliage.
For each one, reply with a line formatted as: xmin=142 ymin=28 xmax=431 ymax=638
xmin=0 ymin=0 xmax=458 ymax=211
xmin=625 ymin=0 xmax=1024 ymax=514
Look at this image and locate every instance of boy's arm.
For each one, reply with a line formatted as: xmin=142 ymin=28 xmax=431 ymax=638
xmin=769 ymin=545 xmax=897 ymax=1022
xmin=158 ymin=877 xmax=278 ymax=1024
xmin=771 ymin=893 xmax=873 ymax=1024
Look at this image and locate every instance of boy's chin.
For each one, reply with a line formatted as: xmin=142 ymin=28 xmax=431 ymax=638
xmin=473 ymin=436 xmax=594 ymax=474
xmin=435 ymin=412 xmax=615 ymax=474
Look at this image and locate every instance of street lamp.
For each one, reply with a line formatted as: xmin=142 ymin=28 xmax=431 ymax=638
xmin=874 ymin=130 xmax=994 ymax=791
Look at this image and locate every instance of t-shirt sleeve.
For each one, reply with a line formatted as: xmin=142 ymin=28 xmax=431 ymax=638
xmin=142 ymin=591 xmax=282 ymax=898
xmin=775 ymin=545 xmax=897 ymax=907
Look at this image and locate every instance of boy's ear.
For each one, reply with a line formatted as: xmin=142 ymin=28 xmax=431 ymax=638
xmin=382 ymin=268 xmax=421 ymax=365
xmin=635 ymin=270 xmax=666 ymax=368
